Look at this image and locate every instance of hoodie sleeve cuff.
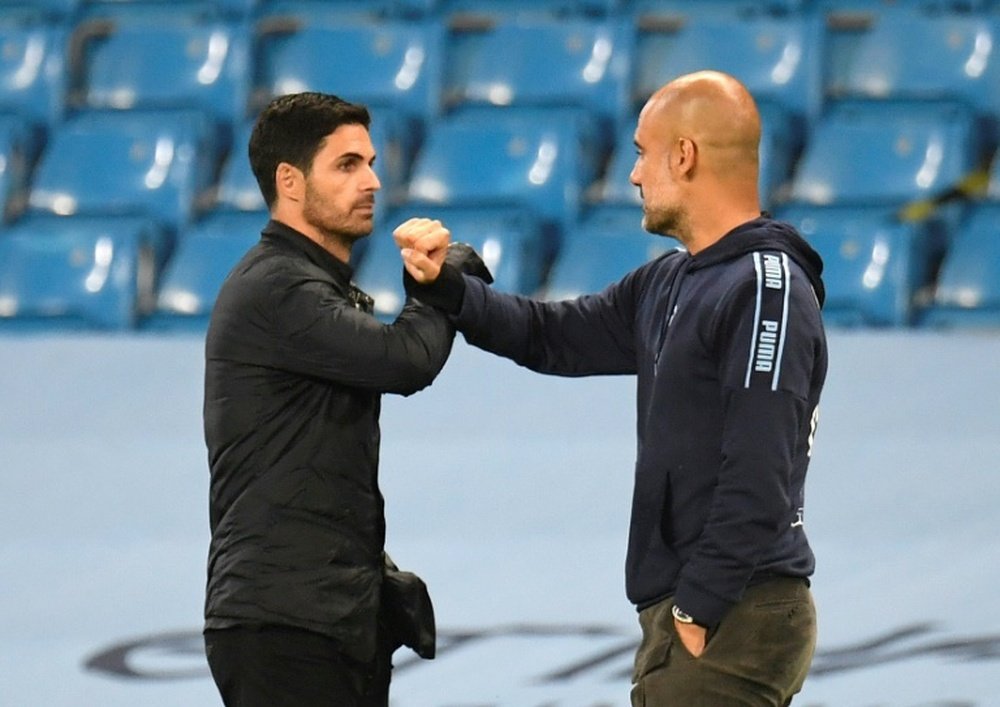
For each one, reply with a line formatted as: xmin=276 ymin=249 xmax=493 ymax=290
xmin=672 ymin=582 xmax=735 ymax=629
xmin=403 ymin=263 xmax=466 ymax=315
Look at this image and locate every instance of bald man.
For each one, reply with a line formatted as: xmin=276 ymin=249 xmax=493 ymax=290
xmin=398 ymin=71 xmax=828 ymax=705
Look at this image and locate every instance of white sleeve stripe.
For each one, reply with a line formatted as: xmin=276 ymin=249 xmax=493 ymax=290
xmin=771 ymin=252 xmax=791 ymax=392
xmin=744 ymin=252 xmax=764 ymax=389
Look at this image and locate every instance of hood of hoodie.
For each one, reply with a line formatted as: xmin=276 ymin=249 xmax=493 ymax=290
xmin=686 ymin=215 xmax=826 ymax=307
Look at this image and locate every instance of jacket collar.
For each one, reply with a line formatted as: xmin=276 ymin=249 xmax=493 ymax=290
xmin=262 ymin=219 xmax=355 ymax=286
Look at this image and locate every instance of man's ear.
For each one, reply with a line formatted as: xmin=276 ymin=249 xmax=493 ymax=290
xmin=674 ymin=137 xmax=697 ymax=179
xmin=275 ymin=162 xmax=304 ymax=203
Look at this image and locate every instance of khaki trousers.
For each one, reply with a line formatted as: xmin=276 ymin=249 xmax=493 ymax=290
xmin=631 ymin=577 xmax=817 ymax=707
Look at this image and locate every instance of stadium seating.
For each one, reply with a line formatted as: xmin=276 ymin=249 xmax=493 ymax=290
xmin=922 ymin=203 xmax=1000 ymax=328
xmin=788 ymin=100 xmax=981 ymax=207
xmin=0 ymin=115 xmax=33 ymax=223
xmin=826 ymin=10 xmax=1000 ymax=121
xmin=777 ymin=204 xmax=938 ymax=327
xmin=406 ymin=109 xmax=594 ymax=246
xmin=626 ymin=0 xmax=809 ymax=18
xmin=437 ymin=0 xmax=618 ymax=18
xmin=0 ymin=20 xmax=69 ymax=135
xmin=253 ymin=14 xmax=443 ymax=144
xmin=0 ymin=0 xmax=80 ymax=23
xmin=544 ymin=204 xmax=678 ymax=301
xmin=813 ymin=0 xmax=994 ymax=14
xmin=0 ymin=0 xmax=996 ymax=331
xmin=69 ymin=13 xmax=252 ymax=133
xmin=27 ymin=109 xmax=219 ymax=236
xmin=257 ymin=0 xmax=397 ymax=19
xmin=78 ymin=0 xmax=258 ymax=20
xmin=0 ymin=214 xmax=166 ymax=330
xmin=146 ymin=210 xmax=265 ymax=328
xmin=443 ymin=16 xmax=632 ymax=143
xmin=213 ymin=120 xmax=264 ymax=213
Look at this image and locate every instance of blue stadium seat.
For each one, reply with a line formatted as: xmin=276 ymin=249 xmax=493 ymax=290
xmin=631 ymin=13 xmax=824 ymax=146
xmin=777 ymin=204 xmax=937 ymax=327
xmin=814 ymin=0 xmax=993 ymax=14
xmin=355 ymin=205 xmax=546 ymax=317
xmin=438 ymin=0 xmax=618 ymax=18
xmin=789 ymin=100 xmax=981 ymax=207
xmin=0 ymin=115 xmax=33 ymax=223
xmin=544 ymin=205 xmax=678 ymax=301
xmin=254 ymin=16 xmax=443 ymax=142
xmin=0 ymin=21 xmax=69 ymax=134
xmin=28 ymin=110 xmax=219 ymax=236
xmin=989 ymin=152 xmax=1000 ymax=198
xmin=147 ymin=211 xmax=264 ymax=328
xmin=79 ymin=0 xmax=258 ymax=20
xmin=626 ymin=0 xmax=808 ymax=18
xmin=443 ymin=17 xmax=633 ymax=143
xmin=71 ymin=14 xmax=252 ymax=131
xmin=213 ymin=120 xmax=264 ymax=213
xmin=0 ymin=214 xmax=166 ymax=330
xmin=0 ymin=0 xmax=80 ymax=23
xmin=407 ymin=110 xmax=594 ymax=242
xmin=826 ymin=10 xmax=1000 ymax=120
xmin=256 ymin=0 xmax=396 ymax=19
xmin=922 ymin=203 xmax=1000 ymax=328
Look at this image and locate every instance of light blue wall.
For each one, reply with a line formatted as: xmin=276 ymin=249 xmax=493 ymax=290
xmin=1 ymin=332 xmax=998 ymax=706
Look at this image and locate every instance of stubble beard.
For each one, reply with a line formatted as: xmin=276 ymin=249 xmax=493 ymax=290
xmin=302 ymin=182 xmax=374 ymax=254
xmin=642 ymin=202 xmax=688 ymax=241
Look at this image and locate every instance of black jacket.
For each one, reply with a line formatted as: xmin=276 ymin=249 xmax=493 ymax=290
xmin=203 ymin=220 xmax=454 ymax=662
xmin=438 ymin=216 xmax=827 ymax=628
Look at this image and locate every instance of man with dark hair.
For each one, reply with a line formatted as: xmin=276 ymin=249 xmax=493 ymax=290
xmin=399 ymin=72 xmax=827 ymax=706
xmin=202 ymin=92 xmax=488 ymax=706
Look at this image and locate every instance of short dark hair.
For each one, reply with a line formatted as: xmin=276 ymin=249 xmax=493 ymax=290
xmin=248 ymin=92 xmax=371 ymax=209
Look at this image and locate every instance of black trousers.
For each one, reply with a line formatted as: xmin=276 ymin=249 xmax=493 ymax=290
xmin=204 ymin=625 xmax=393 ymax=707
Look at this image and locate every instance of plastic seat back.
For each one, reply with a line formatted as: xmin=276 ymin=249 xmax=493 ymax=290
xmin=444 ymin=17 xmax=632 ymax=139
xmin=407 ymin=110 xmax=590 ymax=237
xmin=0 ymin=214 xmax=165 ymax=330
xmin=149 ymin=211 xmax=265 ymax=328
xmin=778 ymin=204 xmax=935 ymax=326
xmin=923 ymin=203 xmax=1000 ymax=328
xmin=256 ymin=17 xmax=443 ymax=134
xmin=790 ymin=100 xmax=980 ymax=207
xmin=28 ymin=110 xmax=217 ymax=231
xmin=828 ymin=11 xmax=1000 ymax=118
xmin=544 ymin=205 xmax=678 ymax=301
xmin=0 ymin=22 xmax=68 ymax=130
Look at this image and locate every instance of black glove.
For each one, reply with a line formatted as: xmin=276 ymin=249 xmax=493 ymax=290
xmin=403 ymin=242 xmax=493 ymax=314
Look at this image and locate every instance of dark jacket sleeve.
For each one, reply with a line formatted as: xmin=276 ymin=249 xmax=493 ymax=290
xmin=265 ymin=274 xmax=455 ymax=396
xmin=673 ymin=269 xmax=820 ymax=627
xmin=454 ymin=273 xmax=639 ymax=376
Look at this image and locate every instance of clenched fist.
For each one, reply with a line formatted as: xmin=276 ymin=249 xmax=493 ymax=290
xmin=393 ymin=218 xmax=450 ymax=284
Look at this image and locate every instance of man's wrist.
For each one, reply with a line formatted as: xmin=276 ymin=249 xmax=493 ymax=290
xmin=403 ymin=262 xmax=466 ymax=314
xmin=672 ymin=604 xmax=703 ymax=627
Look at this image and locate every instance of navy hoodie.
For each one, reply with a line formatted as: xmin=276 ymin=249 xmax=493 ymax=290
xmin=452 ymin=216 xmax=827 ymax=628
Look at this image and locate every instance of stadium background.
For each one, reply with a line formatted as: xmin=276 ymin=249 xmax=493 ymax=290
xmin=1 ymin=0 xmax=999 ymax=705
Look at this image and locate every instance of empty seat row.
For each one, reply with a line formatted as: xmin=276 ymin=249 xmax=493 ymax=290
xmin=3 ymin=199 xmax=998 ymax=331
xmin=5 ymin=8 xmax=1000 ymax=148
xmin=1 ymin=86 xmax=999 ymax=328
xmin=3 ymin=0 xmax=999 ymax=23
